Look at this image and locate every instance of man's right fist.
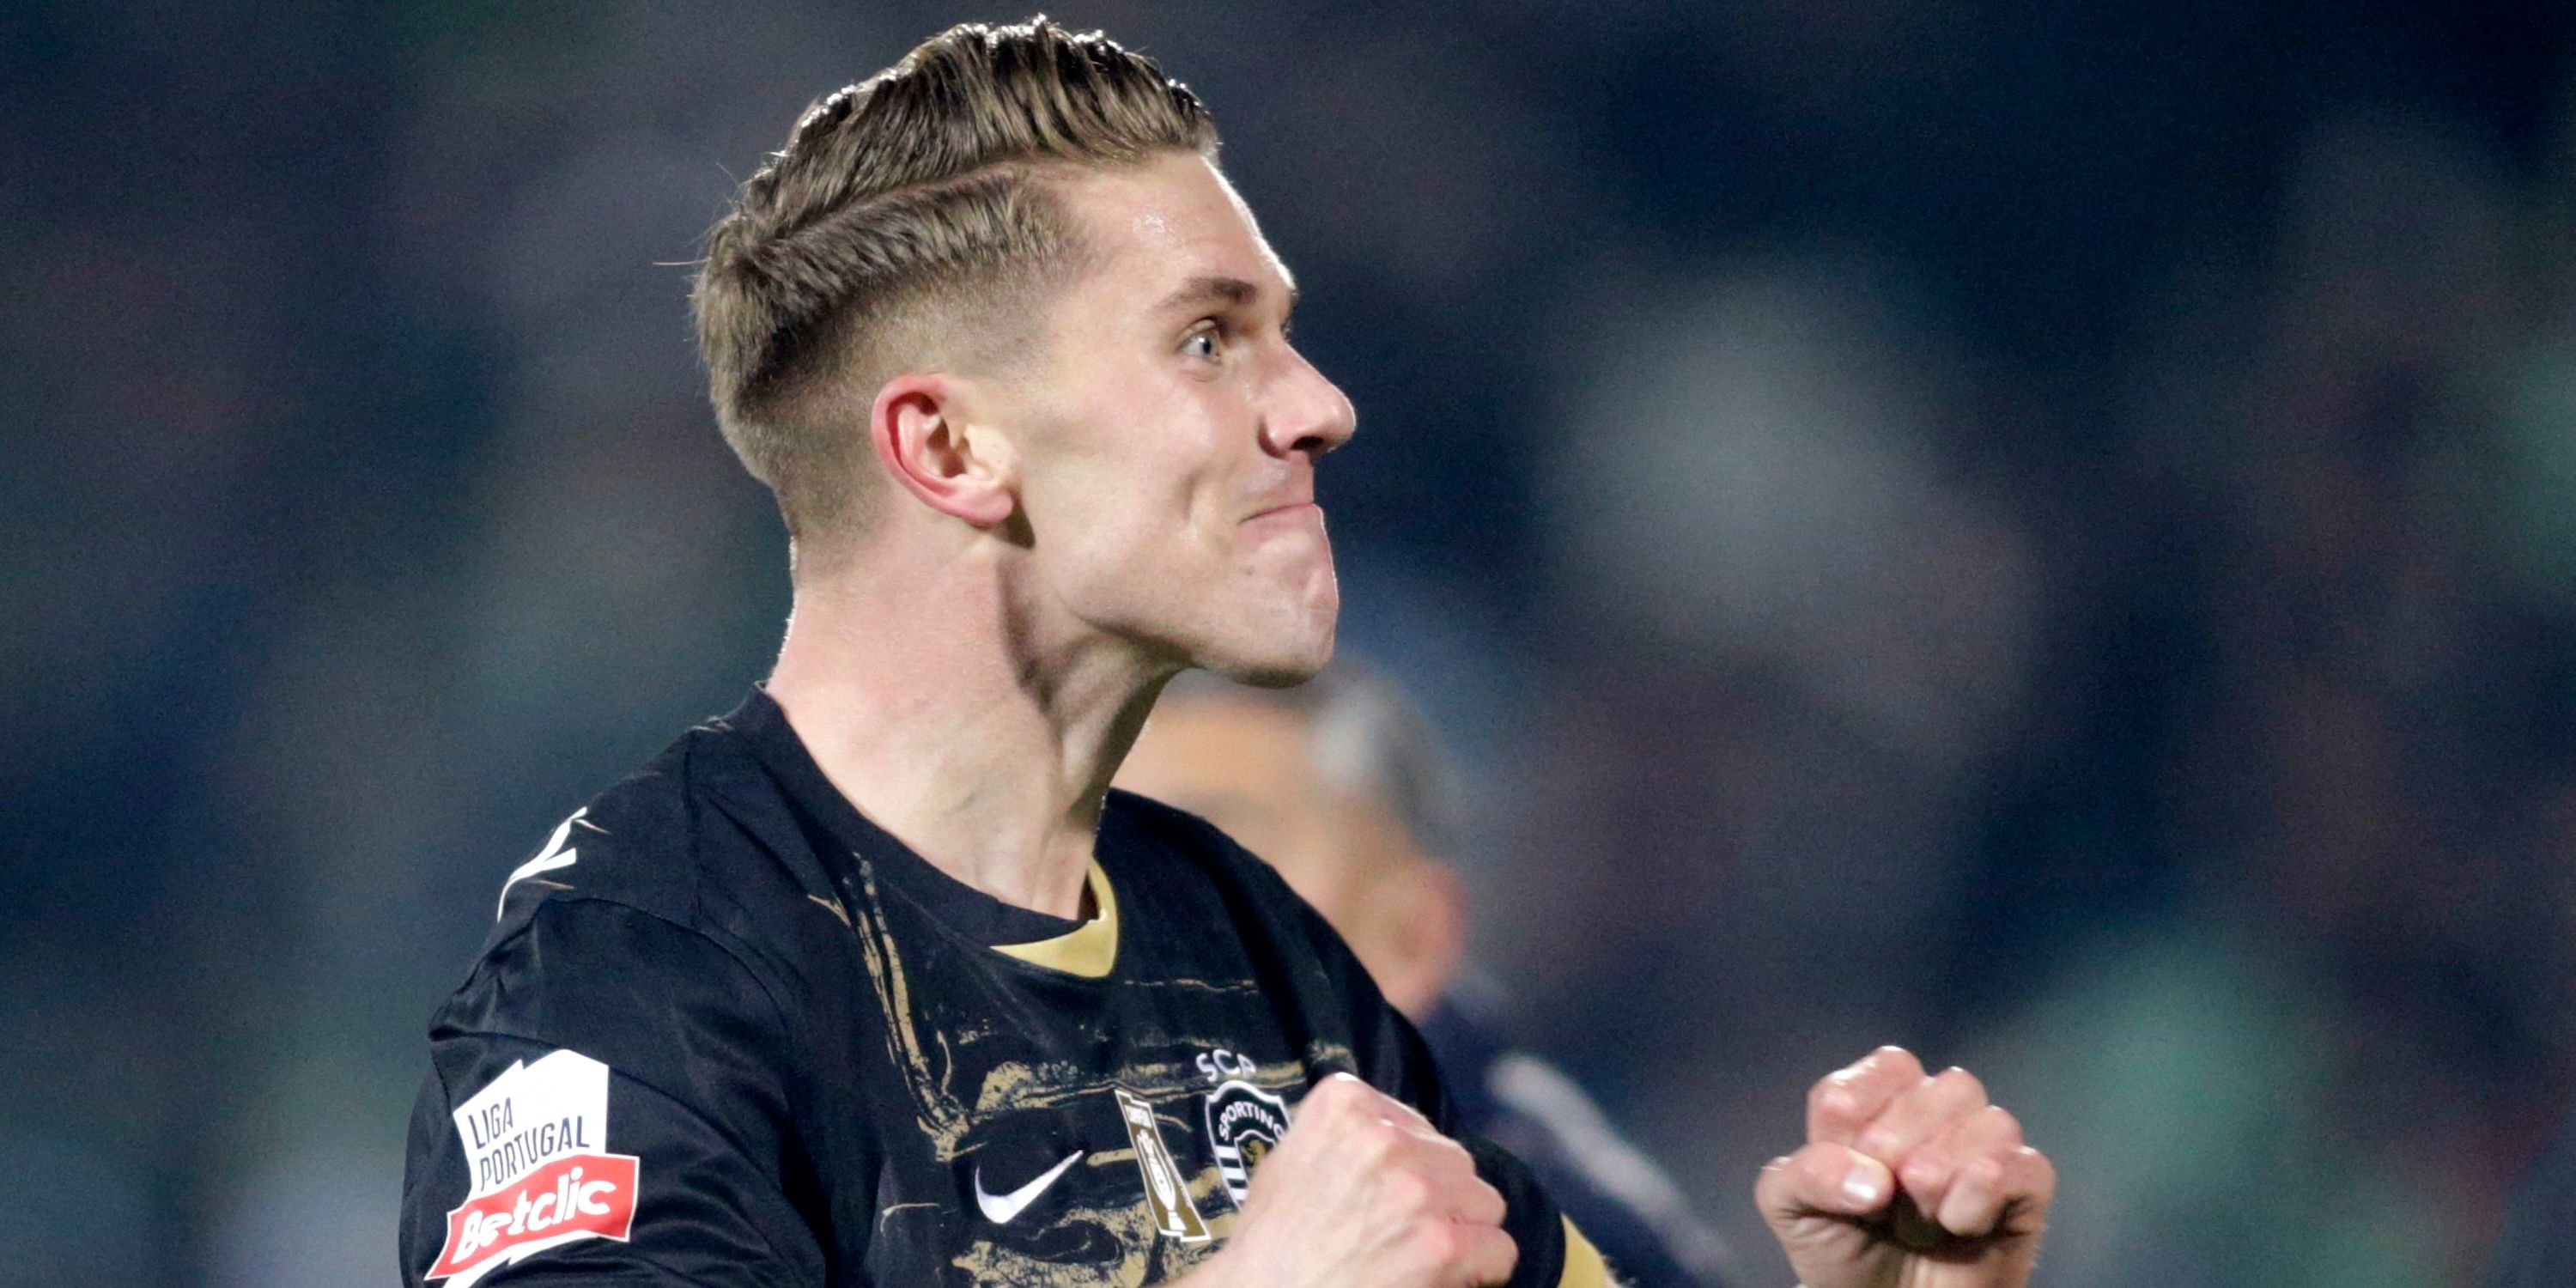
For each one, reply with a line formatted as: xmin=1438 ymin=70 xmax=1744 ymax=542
xmin=1194 ymin=1072 xmax=1519 ymax=1288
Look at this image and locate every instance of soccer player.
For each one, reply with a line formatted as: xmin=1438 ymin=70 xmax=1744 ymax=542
xmin=398 ymin=19 xmax=2056 ymax=1288
xmin=1115 ymin=668 xmax=1739 ymax=1287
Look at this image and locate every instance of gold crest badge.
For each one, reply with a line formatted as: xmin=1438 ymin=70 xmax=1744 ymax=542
xmin=1114 ymin=1087 xmax=1209 ymax=1242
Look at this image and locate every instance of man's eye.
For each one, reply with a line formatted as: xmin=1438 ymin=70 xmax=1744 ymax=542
xmin=1182 ymin=328 xmax=1222 ymax=360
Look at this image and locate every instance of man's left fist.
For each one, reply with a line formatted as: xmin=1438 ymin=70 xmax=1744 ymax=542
xmin=1754 ymin=1046 xmax=2055 ymax=1288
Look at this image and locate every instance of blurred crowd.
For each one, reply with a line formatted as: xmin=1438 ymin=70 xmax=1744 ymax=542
xmin=6 ymin=3 xmax=2576 ymax=1285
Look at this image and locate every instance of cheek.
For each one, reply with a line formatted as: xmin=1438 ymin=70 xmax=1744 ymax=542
xmin=1023 ymin=458 xmax=1224 ymax=627
xmin=1059 ymin=404 xmax=1237 ymax=559
xmin=1060 ymin=460 xmax=1222 ymax=572
xmin=1024 ymin=394 xmax=1176 ymax=524
xmin=1016 ymin=373 xmax=1273 ymax=634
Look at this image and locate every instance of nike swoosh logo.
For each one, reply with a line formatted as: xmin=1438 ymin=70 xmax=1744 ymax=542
xmin=975 ymin=1150 xmax=1085 ymax=1224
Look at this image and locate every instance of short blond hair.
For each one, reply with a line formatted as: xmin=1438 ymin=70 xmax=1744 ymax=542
xmin=692 ymin=17 xmax=1218 ymax=544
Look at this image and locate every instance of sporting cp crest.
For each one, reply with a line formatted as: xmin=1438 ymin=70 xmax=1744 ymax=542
xmin=1201 ymin=1077 xmax=1291 ymax=1208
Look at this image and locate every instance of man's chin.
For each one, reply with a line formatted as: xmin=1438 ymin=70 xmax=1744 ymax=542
xmin=1228 ymin=658 xmax=1327 ymax=690
xmin=1198 ymin=623 xmax=1336 ymax=690
xmin=1178 ymin=567 xmax=1338 ymax=686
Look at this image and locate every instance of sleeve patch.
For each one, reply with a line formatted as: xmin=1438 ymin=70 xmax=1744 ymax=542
xmin=425 ymin=1048 xmax=640 ymax=1285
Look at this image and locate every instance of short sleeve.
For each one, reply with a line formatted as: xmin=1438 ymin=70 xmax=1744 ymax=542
xmin=398 ymin=898 xmax=828 ymax=1286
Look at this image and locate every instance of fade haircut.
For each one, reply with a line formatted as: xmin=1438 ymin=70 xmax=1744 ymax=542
xmin=693 ymin=17 xmax=1218 ymax=548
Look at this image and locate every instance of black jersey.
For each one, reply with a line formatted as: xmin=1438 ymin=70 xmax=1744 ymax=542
xmin=398 ymin=689 xmax=1607 ymax=1287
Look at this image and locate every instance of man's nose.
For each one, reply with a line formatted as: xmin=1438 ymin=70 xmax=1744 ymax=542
xmin=1261 ymin=348 xmax=1358 ymax=459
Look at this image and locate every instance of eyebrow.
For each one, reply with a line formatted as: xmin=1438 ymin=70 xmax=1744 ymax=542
xmin=1156 ymin=274 xmax=1298 ymax=318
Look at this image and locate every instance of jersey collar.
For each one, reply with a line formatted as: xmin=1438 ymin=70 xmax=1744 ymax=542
xmin=722 ymin=685 xmax=1123 ymax=976
xmin=988 ymin=861 xmax=1119 ymax=978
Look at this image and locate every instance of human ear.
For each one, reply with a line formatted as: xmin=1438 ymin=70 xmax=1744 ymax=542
xmin=868 ymin=373 xmax=1017 ymax=528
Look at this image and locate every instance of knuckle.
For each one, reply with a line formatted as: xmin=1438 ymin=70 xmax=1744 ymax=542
xmin=1413 ymin=1220 xmax=1464 ymax=1267
xmin=1936 ymin=1066 xmax=1988 ymax=1103
xmin=1354 ymin=1116 xmax=1404 ymax=1163
xmin=1798 ymin=1147 xmax=1849 ymax=1188
xmin=1808 ymin=1080 xmax=1857 ymax=1127
xmin=1980 ymin=1104 xmax=2022 ymax=1140
xmin=1382 ymin=1168 xmax=1434 ymax=1214
xmin=1754 ymin=1155 xmax=1794 ymax=1203
xmin=1311 ymin=1074 xmax=1363 ymax=1110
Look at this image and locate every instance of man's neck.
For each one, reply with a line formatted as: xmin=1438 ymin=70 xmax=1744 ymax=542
xmin=764 ymin=533 xmax=1168 ymax=920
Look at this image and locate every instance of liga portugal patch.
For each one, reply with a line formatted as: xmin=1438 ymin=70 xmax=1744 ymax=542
xmin=425 ymin=1049 xmax=640 ymax=1285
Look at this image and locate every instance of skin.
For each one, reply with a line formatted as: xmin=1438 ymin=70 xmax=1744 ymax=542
xmin=764 ymin=149 xmax=2054 ymax=1288
xmin=765 ymin=151 xmax=1352 ymax=918
xmin=1758 ymin=1048 xmax=2057 ymax=1288
xmin=1213 ymin=1074 xmax=1519 ymax=1288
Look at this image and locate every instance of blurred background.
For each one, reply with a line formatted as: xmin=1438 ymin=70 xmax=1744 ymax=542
xmin=7 ymin=1 xmax=2576 ymax=1284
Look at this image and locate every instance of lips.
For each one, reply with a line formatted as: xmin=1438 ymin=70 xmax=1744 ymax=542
xmin=1243 ymin=501 xmax=1320 ymax=523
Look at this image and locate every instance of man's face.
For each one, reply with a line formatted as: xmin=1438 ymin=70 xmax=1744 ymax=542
xmin=997 ymin=153 xmax=1356 ymax=684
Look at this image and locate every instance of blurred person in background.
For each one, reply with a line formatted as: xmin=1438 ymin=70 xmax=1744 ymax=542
xmin=396 ymin=16 xmax=2055 ymax=1288
xmin=1117 ymin=665 xmax=1740 ymax=1288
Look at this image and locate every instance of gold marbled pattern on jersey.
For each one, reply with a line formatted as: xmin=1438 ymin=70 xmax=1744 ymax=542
xmin=844 ymin=857 xmax=1371 ymax=1285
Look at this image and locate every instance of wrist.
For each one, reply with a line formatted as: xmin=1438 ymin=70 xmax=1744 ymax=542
xmin=1174 ymin=1246 xmax=1242 ymax=1288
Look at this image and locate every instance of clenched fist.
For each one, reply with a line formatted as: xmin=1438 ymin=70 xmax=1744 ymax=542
xmin=1757 ymin=1047 xmax=2056 ymax=1288
xmin=1188 ymin=1072 xmax=1518 ymax=1288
